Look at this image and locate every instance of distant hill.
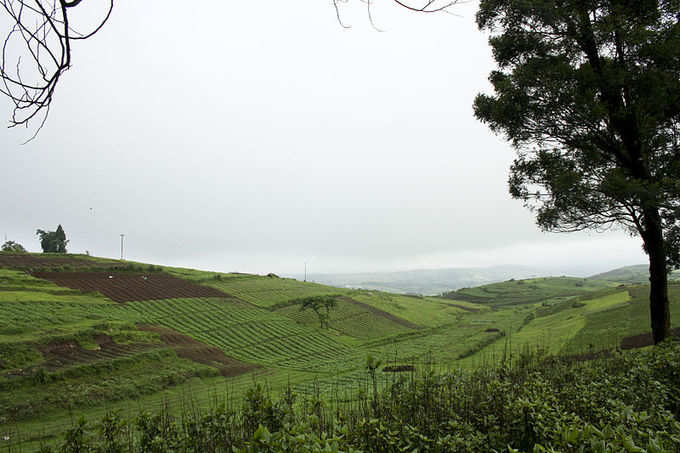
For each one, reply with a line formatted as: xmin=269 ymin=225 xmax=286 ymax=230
xmin=296 ymin=265 xmax=551 ymax=295
xmin=442 ymin=276 xmax=615 ymax=307
xmin=589 ymin=264 xmax=680 ymax=284
xmin=588 ymin=264 xmax=650 ymax=284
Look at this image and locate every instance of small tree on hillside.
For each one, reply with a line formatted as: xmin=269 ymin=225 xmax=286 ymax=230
xmin=36 ymin=224 xmax=69 ymax=253
xmin=474 ymin=1 xmax=680 ymax=344
xmin=299 ymin=295 xmax=339 ymax=329
xmin=1 ymin=240 xmax=26 ymax=253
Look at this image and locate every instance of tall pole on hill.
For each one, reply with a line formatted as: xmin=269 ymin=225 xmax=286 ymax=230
xmin=304 ymin=262 xmax=307 ymax=282
xmin=120 ymin=234 xmax=125 ymax=261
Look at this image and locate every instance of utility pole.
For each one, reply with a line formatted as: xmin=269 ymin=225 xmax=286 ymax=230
xmin=120 ymin=234 xmax=125 ymax=260
xmin=304 ymin=261 xmax=307 ymax=282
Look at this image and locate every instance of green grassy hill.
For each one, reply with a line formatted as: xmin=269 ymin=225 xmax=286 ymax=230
xmin=589 ymin=263 xmax=680 ymax=284
xmin=0 ymin=252 xmax=677 ymax=450
xmin=442 ymin=276 xmax=615 ymax=306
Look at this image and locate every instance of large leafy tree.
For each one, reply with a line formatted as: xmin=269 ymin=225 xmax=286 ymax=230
xmin=298 ymin=295 xmax=339 ymax=329
xmin=36 ymin=224 xmax=68 ymax=253
xmin=1 ymin=240 xmax=26 ymax=252
xmin=474 ymin=0 xmax=680 ymax=344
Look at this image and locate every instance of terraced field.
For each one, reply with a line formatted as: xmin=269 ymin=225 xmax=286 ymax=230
xmin=275 ymin=296 xmax=418 ymax=339
xmin=443 ymin=276 xmax=615 ymax=307
xmin=33 ymin=271 xmax=229 ymax=302
xmin=0 ymin=252 xmax=672 ymax=451
xmin=201 ymin=274 xmax=345 ymax=308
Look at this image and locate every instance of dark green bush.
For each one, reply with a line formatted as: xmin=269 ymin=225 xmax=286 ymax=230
xmin=28 ymin=340 xmax=680 ymax=453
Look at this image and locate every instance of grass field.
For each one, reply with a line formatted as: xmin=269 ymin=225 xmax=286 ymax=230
xmin=0 ymin=252 xmax=670 ymax=451
xmin=443 ymin=276 xmax=615 ymax=306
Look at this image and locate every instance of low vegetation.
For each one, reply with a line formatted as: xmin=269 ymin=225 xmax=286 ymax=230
xmin=1 ymin=253 xmax=679 ymax=451
xmin=10 ymin=340 xmax=680 ymax=452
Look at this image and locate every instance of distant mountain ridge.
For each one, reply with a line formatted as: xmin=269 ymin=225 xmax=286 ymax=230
xmin=293 ymin=265 xmax=552 ymax=296
xmin=589 ymin=264 xmax=680 ymax=284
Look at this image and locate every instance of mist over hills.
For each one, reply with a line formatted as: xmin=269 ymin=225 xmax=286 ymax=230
xmin=292 ymin=263 xmax=673 ymax=295
xmin=291 ymin=265 xmax=553 ymax=295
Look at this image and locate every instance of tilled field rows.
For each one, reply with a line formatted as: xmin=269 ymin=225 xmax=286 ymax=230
xmin=207 ymin=277 xmax=342 ymax=308
xmin=33 ymin=272 xmax=230 ymax=302
xmin=277 ymin=302 xmax=413 ymax=339
xmin=124 ymin=298 xmax=356 ymax=370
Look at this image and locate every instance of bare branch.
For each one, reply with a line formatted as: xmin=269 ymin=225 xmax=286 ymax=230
xmin=332 ymin=0 xmax=459 ymax=32
xmin=0 ymin=0 xmax=113 ymax=136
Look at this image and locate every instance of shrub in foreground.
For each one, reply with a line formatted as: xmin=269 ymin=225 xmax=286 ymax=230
xmin=24 ymin=340 xmax=680 ymax=452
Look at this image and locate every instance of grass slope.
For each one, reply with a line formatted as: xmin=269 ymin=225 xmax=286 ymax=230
xmin=443 ymin=276 xmax=615 ymax=307
xmin=0 ymin=253 xmax=669 ymax=451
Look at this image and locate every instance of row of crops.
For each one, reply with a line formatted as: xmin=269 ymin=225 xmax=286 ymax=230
xmin=274 ymin=299 xmax=414 ymax=339
xmin=205 ymin=276 xmax=344 ymax=308
xmin=124 ymin=298 xmax=358 ymax=370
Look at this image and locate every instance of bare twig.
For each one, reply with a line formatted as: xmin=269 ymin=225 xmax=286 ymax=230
xmin=332 ymin=0 xmax=458 ymax=31
xmin=0 ymin=0 xmax=113 ymax=137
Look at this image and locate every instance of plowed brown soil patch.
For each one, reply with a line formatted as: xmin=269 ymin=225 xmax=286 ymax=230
xmin=621 ymin=327 xmax=680 ymax=349
xmin=38 ymin=335 xmax=160 ymax=370
xmin=0 ymin=254 xmax=111 ymax=270
xmin=338 ymin=296 xmax=422 ymax=329
xmin=138 ymin=325 xmax=258 ymax=377
xmin=32 ymin=271 xmax=229 ymax=302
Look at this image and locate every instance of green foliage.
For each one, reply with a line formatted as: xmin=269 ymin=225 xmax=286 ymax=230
xmin=298 ymin=295 xmax=339 ymax=329
xmin=4 ymin=254 xmax=680 ymax=450
xmin=1 ymin=240 xmax=27 ymax=253
xmin=26 ymin=341 xmax=680 ymax=452
xmin=36 ymin=225 xmax=69 ymax=253
xmin=61 ymin=417 xmax=88 ymax=453
xmin=276 ymin=297 xmax=413 ymax=339
xmin=474 ymin=0 xmax=680 ymax=342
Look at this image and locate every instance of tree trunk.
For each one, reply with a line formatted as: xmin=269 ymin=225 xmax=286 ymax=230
xmin=643 ymin=207 xmax=671 ymax=344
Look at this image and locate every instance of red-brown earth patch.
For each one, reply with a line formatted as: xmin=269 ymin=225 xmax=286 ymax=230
xmin=37 ymin=335 xmax=159 ymax=370
xmin=138 ymin=325 xmax=258 ymax=377
xmin=337 ymin=296 xmax=422 ymax=329
xmin=620 ymin=327 xmax=680 ymax=350
xmin=32 ymin=271 xmax=229 ymax=302
xmin=36 ymin=328 xmax=256 ymax=378
xmin=0 ymin=254 xmax=113 ymax=270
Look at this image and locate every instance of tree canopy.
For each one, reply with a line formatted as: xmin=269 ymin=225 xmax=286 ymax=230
xmin=474 ymin=0 xmax=680 ymax=343
xmin=1 ymin=240 xmax=26 ymax=253
xmin=36 ymin=224 xmax=69 ymax=253
xmin=298 ymin=295 xmax=339 ymax=329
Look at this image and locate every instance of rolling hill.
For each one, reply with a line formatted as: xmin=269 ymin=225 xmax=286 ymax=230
xmin=1 ymin=252 xmax=679 ymax=450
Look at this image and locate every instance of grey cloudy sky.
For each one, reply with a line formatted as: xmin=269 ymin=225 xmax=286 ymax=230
xmin=1 ymin=1 xmax=646 ymax=275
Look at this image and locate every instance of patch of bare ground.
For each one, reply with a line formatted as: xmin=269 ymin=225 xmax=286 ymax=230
xmin=620 ymin=327 xmax=680 ymax=350
xmin=32 ymin=271 xmax=230 ymax=302
xmin=443 ymin=302 xmax=480 ymax=312
xmin=0 ymin=254 xmax=113 ymax=270
xmin=37 ymin=335 xmax=160 ymax=370
xmin=382 ymin=364 xmax=415 ymax=373
xmin=337 ymin=296 xmax=422 ymax=329
xmin=138 ymin=325 xmax=258 ymax=377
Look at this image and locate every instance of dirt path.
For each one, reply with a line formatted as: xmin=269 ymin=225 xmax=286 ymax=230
xmin=337 ymin=296 xmax=422 ymax=329
xmin=620 ymin=327 xmax=680 ymax=350
xmin=138 ymin=325 xmax=258 ymax=377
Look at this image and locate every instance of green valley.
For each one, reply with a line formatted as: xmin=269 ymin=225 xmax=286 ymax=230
xmin=1 ymin=253 xmax=679 ymax=451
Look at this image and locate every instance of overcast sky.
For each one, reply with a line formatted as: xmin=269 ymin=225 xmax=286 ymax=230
xmin=0 ymin=1 xmax=647 ymax=276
